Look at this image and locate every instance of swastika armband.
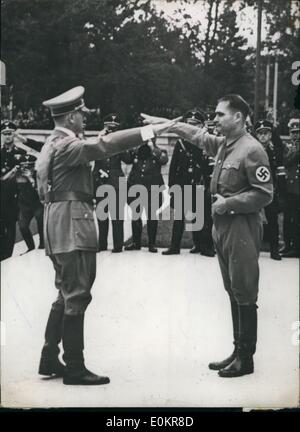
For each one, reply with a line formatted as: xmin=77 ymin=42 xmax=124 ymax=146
xmin=255 ymin=166 xmax=271 ymax=182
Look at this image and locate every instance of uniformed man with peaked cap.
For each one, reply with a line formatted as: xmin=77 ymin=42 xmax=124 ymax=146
xmin=254 ymin=119 xmax=285 ymax=260
xmin=93 ymin=113 xmax=131 ymax=252
xmin=36 ymin=86 xmax=176 ymax=385
xmin=280 ymin=117 xmax=300 ymax=257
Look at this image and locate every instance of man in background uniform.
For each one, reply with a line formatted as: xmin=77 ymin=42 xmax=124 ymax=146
xmin=93 ymin=114 xmax=130 ymax=252
xmin=280 ymin=118 xmax=300 ymax=258
xmin=125 ymin=138 xmax=168 ymax=253
xmin=143 ymin=94 xmax=273 ymax=378
xmin=1 ymin=121 xmax=19 ymax=260
xmin=162 ymin=109 xmax=214 ymax=256
xmin=255 ymin=120 xmax=285 ymax=260
xmin=1 ymin=121 xmax=44 ymax=259
xmin=36 ymin=86 xmax=174 ymax=385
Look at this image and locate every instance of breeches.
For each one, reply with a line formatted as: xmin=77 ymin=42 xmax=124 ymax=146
xmin=18 ymin=203 xmax=44 ymax=230
xmin=50 ymin=250 xmax=96 ymax=315
xmin=212 ymin=212 xmax=263 ymax=305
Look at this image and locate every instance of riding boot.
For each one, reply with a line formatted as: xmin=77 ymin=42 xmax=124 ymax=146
xmin=162 ymin=219 xmax=184 ymax=255
xmin=20 ymin=226 xmax=35 ymax=251
xmin=62 ymin=314 xmax=110 ymax=385
xmin=147 ymin=220 xmax=158 ymax=252
xmin=218 ymin=304 xmax=257 ymax=378
xmin=39 ymin=306 xmax=65 ymax=376
xmin=209 ymin=300 xmax=239 ymax=370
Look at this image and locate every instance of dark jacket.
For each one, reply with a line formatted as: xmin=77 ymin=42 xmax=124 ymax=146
xmin=126 ymin=144 xmax=168 ymax=189
xmin=168 ymin=139 xmax=209 ymax=188
xmin=284 ymin=143 xmax=300 ymax=195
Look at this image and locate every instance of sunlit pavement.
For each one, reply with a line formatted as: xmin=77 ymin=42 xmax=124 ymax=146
xmin=1 ymin=232 xmax=299 ymax=408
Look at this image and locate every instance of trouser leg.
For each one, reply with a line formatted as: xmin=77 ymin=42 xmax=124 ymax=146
xmin=98 ymin=218 xmax=109 ymax=250
xmin=264 ymin=201 xmax=280 ymax=258
xmin=18 ymin=206 xmax=35 ymax=250
xmin=34 ymin=204 xmax=44 ymax=247
xmin=213 ymin=214 xmax=260 ymax=377
xmin=112 ymin=219 xmax=124 ymax=250
xmin=131 ymin=218 xmax=142 ymax=247
xmin=290 ymin=194 xmax=300 ymax=254
xmin=147 ymin=219 xmax=158 ymax=247
xmin=282 ymin=202 xmax=292 ymax=250
xmin=170 ymin=219 xmax=184 ymax=250
xmin=1 ymin=218 xmax=16 ymax=260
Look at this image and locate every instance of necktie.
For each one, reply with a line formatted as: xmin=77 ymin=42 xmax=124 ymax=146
xmin=210 ymin=143 xmax=227 ymax=195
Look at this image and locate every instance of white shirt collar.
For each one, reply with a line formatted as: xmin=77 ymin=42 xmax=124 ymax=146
xmin=54 ymin=126 xmax=76 ymax=138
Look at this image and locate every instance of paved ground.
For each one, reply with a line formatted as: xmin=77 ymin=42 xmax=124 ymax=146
xmin=1 ymin=230 xmax=299 ymax=409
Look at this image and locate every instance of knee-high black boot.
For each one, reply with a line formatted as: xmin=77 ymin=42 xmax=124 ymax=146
xmin=125 ymin=218 xmax=142 ymax=250
xmin=39 ymin=306 xmax=65 ymax=376
xmin=147 ymin=219 xmax=158 ymax=252
xmin=98 ymin=218 xmax=109 ymax=251
xmin=209 ymin=300 xmax=239 ymax=370
xmin=218 ymin=304 xmax=257 ymax=378
xmin=36 ymin=207 xmax=45 ymax=249
xmin=162 ymin=219 xmax=184 ymax=255
xmin=20 ymin=225 xmax=35 ymax=251
xmin=62 ymin=314 xmax=110 ymax=385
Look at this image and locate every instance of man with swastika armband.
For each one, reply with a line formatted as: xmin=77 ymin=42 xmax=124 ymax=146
xmin=142 ymin=94 xmax=273 ymax=378
xmin=36 ymin=86 xmax=177 ymax=386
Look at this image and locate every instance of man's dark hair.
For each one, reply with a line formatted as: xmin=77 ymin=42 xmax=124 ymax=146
xmin=218 ymin=94 xmax=250 ymax=120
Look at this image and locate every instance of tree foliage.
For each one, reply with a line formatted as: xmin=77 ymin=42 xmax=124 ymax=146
xmin=1 ymin=0 xmax=298 ymax=127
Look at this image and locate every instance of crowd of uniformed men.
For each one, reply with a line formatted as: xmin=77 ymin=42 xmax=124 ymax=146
xmin=1 ymin=110 xmax=299 ymax=262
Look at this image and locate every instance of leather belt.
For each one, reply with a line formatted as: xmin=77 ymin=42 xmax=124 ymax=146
xmin=45 ymin=191 xmax=94 ymax=204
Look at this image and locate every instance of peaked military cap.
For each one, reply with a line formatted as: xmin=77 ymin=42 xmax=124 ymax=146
xmin=103 ymin=113 xmax=120 ymax=128
xmin=1 ymin=120 xmax=17 ymax=132
xmin=43 ymin=86 xmax=90 ymax=117
xmin=205 ymin=112 xmax=215 ymax=128
xmin=288 ymin=118 xmax=300 ymax=131
xmin=255 ymin=120 xmax=273 ymax=133
xmin=184 ymin=109 xmax=205 ymax=124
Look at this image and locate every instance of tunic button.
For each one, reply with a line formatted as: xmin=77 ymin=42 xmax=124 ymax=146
xmin=218 ymin=160 xmax=221 ymax=164
xmin=84 ymin=213 xmax=88 ymax=218
xmin=230 ymin=210 xmax=235 ymax=215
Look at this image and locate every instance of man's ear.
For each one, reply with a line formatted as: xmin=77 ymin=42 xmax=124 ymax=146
xmin=68 ymin=113 xmax=75 ymax=124
xmin=235 ymin=111 xmax=243 ymax=123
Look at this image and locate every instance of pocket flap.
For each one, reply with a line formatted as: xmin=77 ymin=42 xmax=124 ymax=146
xmin=72 ymin=209 xmax=94 ymax=220
xmin=223 ymin=160 xmax=241 ymax=170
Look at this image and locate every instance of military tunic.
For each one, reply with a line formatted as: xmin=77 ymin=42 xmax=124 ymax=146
xmin=36 ymin=126 xmax=155 ymax=314
xmin=171 ymin=123 xmax=273 ymax=305
xmin=283 ymin=142 xmax=300 ymax=254
xmin=1 ymin=146 xmax=19 ymax=260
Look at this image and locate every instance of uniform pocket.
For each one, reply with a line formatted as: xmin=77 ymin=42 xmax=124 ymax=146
xmin=221 ymin=160 xmax=241 ymax=187
xmin=72 ymin=208 xmax=98 ymax=249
